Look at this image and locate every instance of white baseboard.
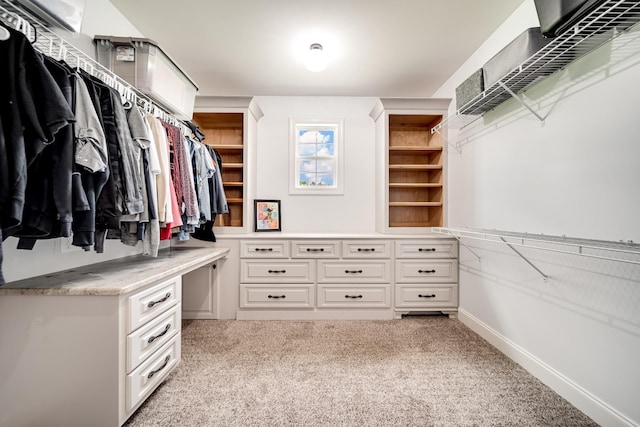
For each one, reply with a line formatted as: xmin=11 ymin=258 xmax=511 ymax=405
xmin=458 ymin=308 xmax=635 ymax=427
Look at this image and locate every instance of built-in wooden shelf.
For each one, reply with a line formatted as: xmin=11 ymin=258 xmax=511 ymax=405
xmin=387 ymin=113 xmax=444 ymax=228
xmin=193 ymin=112 xmax=245 ymax=228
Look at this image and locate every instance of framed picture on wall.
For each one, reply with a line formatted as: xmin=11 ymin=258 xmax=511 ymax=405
xmin=254 ymin=199 xmax=281 ymax=232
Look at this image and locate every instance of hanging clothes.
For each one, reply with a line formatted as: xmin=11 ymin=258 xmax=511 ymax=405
xmin=0 ymin=24 xmax=74 ymax=282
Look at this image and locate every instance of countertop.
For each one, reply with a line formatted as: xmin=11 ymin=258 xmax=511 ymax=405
xmin=0 ymin=247 xmax=230 ymax=296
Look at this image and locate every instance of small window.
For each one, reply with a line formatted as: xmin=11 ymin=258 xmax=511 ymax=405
xmin=289 ymin=119 xmax=344 ymax=195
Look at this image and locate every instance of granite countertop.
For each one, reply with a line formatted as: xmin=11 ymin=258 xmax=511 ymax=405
xmin=0 ymin=247 xmax=230 ymax=296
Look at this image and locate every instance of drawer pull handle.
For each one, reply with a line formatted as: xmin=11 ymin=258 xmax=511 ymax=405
xmin=418 ymin=294 xmax=436 ymax=298
xmin=345 ymin=294 xmax=363 ymax=299
xmin=255 ymin=248 xmax=274 ymax=252
xmin=147 ymin=355 xmax=170 ymax=379
xmin=268 ymin=295 xmax=286 ymax=299
xmin=306 ymin=248 xmax=325 ymax=252
xmin=418 ymin=269 xmax=436 ymax=274
xmin=357 ymin=248 xmax=375 ymax=252
xmin=147 ymin=292 xmax=171 ymax=308
xmin=148 ymin=324 xmax=171 ymax=344
xmin=268 ymin=269 xmax=287 ymax=274
xmin=419 ymin=248 xmax=436 ymax=252
xmin=344 ymin=269 xmax=363 ymax=274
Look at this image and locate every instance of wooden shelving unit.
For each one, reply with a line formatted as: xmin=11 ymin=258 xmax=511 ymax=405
xmin=192 ymin=112 xmax=245 ymax=227
xmin=388 ymin=114 xmax=444 ymax=228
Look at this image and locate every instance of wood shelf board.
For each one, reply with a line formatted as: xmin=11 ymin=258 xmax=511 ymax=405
xmin=210 ymin=144 xmax=244 ymax=150
xmin=389 ymin=114 xmax=443 ymax=128
xmin=389 ymin=202 xmax=443 ymax=207
xmin=389 ymin=146 xmax=443 ymax=151
xmin=224 ymin=163 xmax=244 ymax=169
xmin=227 ymin=198 xmax=243 ymax=204
xmin=193 ymin=112 xmax=243 ymax=129
xmin=388 ymin=164 xmax=442 ymax=170
xmin=388 ymin=183 xmax=442 ymax=188
xmin=223 ymin=182 xmax=244 ymax=187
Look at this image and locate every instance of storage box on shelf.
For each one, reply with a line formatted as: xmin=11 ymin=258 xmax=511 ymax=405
xmin=94 ymin=36 xmax=198 ymax=120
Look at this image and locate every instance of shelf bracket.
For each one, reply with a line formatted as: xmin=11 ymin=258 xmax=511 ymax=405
xmin=497 ymin=81 xmax=546 ymax=125
xmin=500 ymin=237 xmax=548 ymax=282
xmin=431 ymin=125 xmax=461 ymax=154
xmin=455 ymin=236 xmax=481 ymax=262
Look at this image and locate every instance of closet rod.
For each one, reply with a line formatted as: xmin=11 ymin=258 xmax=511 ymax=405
xmin=0 ymin=0 xmax=189 ymax=134
xmin=432 ymin=227 xmax=640 ymax=267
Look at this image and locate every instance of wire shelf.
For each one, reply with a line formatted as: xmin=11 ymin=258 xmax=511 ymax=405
xmin=433 ymin=0 xmax=640 ymax=133
xmin=432 ymin=227 xmax=640 ymax=267
xmin=0 ymin=0 xmax=185 ymax=129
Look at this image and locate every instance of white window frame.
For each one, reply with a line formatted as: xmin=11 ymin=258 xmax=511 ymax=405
xmin=289 ymin=118 xmax=344 ymax=195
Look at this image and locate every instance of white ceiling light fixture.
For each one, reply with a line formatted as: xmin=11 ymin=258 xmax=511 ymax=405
xmin=305 ymin=43 xmax=328 ymax=72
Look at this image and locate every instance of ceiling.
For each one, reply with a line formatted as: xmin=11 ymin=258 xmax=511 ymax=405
xmin=109 ymin=0 xmax=526 ymax=98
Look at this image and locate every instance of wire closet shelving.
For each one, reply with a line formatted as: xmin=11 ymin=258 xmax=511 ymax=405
xmin=432 ymin=0 xmax=640 ymax=134
xmin=0 ymin=0 xmax=187 ymax=131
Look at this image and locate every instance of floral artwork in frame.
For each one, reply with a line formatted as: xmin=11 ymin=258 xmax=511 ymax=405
xmin=254 ymin=199 xmax=281 ymax=232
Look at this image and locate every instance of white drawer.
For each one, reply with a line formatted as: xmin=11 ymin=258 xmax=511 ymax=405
xmin=318 ymin=260 xmax=391 ymax=283
xmin=291 ymin=240 xmax=340 ymax=258
xmin=240 ymin=284 xmax=314 ymax=308
xmin=241 ymin=241 xmax=289 ymax=258
xmin=127 ymin=276 xmax=181 ymax=333
xmin=341 ymin=240 xmax=391 ymax=258
xmin=395 ymin=260 xmax=458 ymax=283
xmin=240 ymin=260 xmax=314 ymax=283
xmin=317 ymin=284 xmax=391 ymax=308
xmin=395 ymin=284 xmax=458 ymax=308
xmin=126 ymin=304 xmax=181 ymax=373
xmin=126 ymin=334 xmax=181 ymax=412
xmin=395 ymin=239 xmax=458 ymax=259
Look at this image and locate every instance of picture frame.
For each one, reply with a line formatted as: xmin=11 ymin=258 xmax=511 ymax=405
xmin=254 ymin=199 xmax=281 ymax=232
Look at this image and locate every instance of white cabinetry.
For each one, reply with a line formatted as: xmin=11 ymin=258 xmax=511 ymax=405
xmin=0 ymin=247 xmax=228 ymax=427
xmin=393 ymin=239 xmax=459 ymax=318
xmin=236 ymin=236 xmax=457 ymax=320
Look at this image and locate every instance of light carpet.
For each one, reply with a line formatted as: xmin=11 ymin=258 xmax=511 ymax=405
xmin=124 ymin=316 xmax=597 ymax=426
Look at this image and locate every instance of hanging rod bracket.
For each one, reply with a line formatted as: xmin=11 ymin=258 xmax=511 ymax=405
xmin=497 ymin=81 xmax=546 ymax=125
xmin=454 ymin=236 xmax=481 ymax=262
xmin=432 ymin=126 xmax=461 ymax=154
xmin=499 ymin=237 xmax=548 ymax=282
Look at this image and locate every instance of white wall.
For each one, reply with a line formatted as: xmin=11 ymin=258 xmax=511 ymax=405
xmin=2 ymin=0 xmax=152 ymax=284
xmin=434 ymin=1 xmax=640 ymax=425
xmin=253 ymin=96 xmax=379 ymax=233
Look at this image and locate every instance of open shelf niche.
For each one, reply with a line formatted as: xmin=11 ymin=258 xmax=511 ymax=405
xmin=192 ymin=97 xmax=263 ymax=232
xmin=370 ymin=98 xmax=451 ymax=233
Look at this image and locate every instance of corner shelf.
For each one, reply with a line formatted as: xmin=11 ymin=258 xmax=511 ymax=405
xmin=433 ymin=0 xmax=640 ymax=134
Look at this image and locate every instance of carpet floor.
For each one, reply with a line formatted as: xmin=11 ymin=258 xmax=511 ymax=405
xmin=124 ymin=316 xmax=597 ymax=426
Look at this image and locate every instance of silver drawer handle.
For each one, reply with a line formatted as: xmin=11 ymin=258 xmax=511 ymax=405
xmin=255 ymin=248 xmax=274 ymax=252
xmin=147 ymin=355 xmax=170 ymax=379
xmin=418 ymin=269 xmax=436 ymax=274
xmin=418 ymin=294 xmax=436 ymax=298
xmin=357 ymin=248 xmax=375 ymax=252
xmin=344 ymin=269 xmax=363 ymax=274
xmin=147 ymin=292 xmax=171 ymax=308
xmin=268 ymin=269 xmax=287 ymax=274
xmin=419 ymin=248 xmax=436 ymax=252
xmin=345 ymin=294 xmax=363 ymax=299
xmin=148 ymin=324 xmax=171 ymax=344
xmin=268 ymin=295 xmax=286 ymax=299
xmin=306 ymin=248 xmax=325 ymax=252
